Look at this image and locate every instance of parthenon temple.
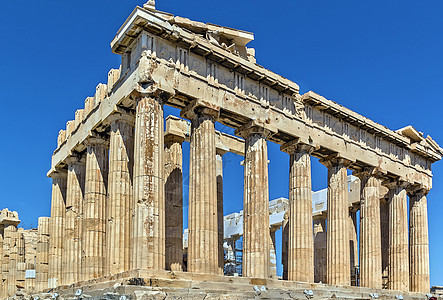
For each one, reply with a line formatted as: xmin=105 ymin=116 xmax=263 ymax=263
xmin=1 ymin=1 xmax=442 ymax=299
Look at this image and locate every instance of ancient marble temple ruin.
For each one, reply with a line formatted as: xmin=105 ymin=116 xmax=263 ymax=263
xmin=2 ymin=1 xmax=442 ymax=298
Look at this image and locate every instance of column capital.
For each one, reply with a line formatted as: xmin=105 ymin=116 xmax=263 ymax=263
xmin=132 ymin=64 xmax=174 ymax=101
xmin=84 ymin=134 xmax=109 ymax=148
xmin=313 ymin=211 xmax=327 ymax=221
xmin=235 ymin=119 xmax=277 ymax=139
xmin=383 ymin=178 xmax=409 ymax=190
xmin=49 ymin=169 xmax=67 ymax=180
xmin=319 ymin=153 xmax=354 ymax=169
xmin=349 ymin=203 xmax=360 ymax=213
xmin=107 ymin=112 xmax=135 ymax=126
xmin=407 ymin=185 xmax=430 ymax=197
xmin=280 ymin=139 xmax=316 ymax=155
xmin=180 ymin=99 xmax=220 ymax=121
xmin=353 ymin=166 xmax=386 ymax=180
xmin=65 ymin=153 xmax=85 ymax=166
xmin=270 ymin=225 xmax=281 ymax=233
xmin=216 ymin=148 xmax=228 ymax=157
xmin=165 ymin=115 xmax=187 ymax=142
xmin=164 ymin=133 xmax=185 ymax=145
xmin=133 ymin=93 xmax=165 ymax=107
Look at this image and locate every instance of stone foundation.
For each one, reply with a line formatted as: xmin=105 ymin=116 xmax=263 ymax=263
xmin=26 ymin=270 xmax=435 ymax=300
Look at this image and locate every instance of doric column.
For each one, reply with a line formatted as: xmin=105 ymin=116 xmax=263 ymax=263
xmin=281 ymin=212 xmax=289 ymax=281
xmin=48 ymin=171 xmax=67 ymax=288
xmin=63 ymin=155 xmax=85 ymax=285
xmin=164 ymin=133 xmax=184 ymax=272
xmin=36 ymin=217 xmax=50 ymax=292
xmin=320 ymin=156 xmax=351 ymax=286
xmin=409 ymin=188 xmax=430 ymax=293
xmin=16 ymin=230 xmax=25 ymax=290
xmin=106 ymin=114 xmax=134 ymax=275
xmin=386 ymin=180 xmax=409 ymax=291
xmin=281 ymin=141 xmax=314 ymax=283
xmin=349 ymin=207 xmax=358 ymax=286
xmin=380 ymin=195 xmax=389 ymax=287
xmin=132 ymin=96 xmax=165 ymax=270
xmin=0 ymin=210 xmax=20 ymax=298
xmin=216 ymin=149 xmax=227 ymax=275
xmin=269 ymin=226 xmax=278 ymax=279
xmin=355 ymin=168 xmax=382 ymax=289
xmin=181 ymin=100 xmax=219 ymax=274
xmin=3 ymin=221 xmax=19 ymax=297
xmin=83 ymin=136 xmax=108 ymax=279
xmin=8 ymin=230 xmax=19 ymax=296
xmin=235 ymin=120 xmax=275 ymax=279
xmin=313 ymin=213 xmax=327 ymax=283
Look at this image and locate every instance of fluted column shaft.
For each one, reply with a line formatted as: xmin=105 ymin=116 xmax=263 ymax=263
xmin=313 ymin=214 xmax=327 ymax=283
xmin=8 ymin=230 xmax=19 ymax=295
xmin=380 ymin=197 xmax=389 ymax=287
xmin=165 ymin=135 xmax=184 ymax=272
xmin=281 ymin=213 xmax=289 ymax=280
xmin=387 ymin=181 xmax=409 ymax=291
xmin=83 ymin=137 xmax=108 ymax=279
xmin=36 ymin=217 xmax=50 ymax=292
xmin=48 ymin=172 xmax=67 ymax=288
xmin=4 ymin=225 xmax=18 ymax=296
xmin=349 ymin=209 xmax=358 ymax=286
xmin=186 ymin=108 xmax=218 ymax=274
xmin=106 ymin=116 xmax=134 ymax=275
xmin=269 ymin=227 xmax=278 ymax=278
xmin=16 ymin=230 xmax=25 ymax=288
xmin=216 ymin=150 xmax=226 ymax=275
xmin=1 ymin=225 xmax=9 ymax=298
xmin=63 ymin=156 xmax=85 ymax=284
xmin=282 ymin=142 xmax=314 ymax=282
xmin=358 ymin=170 xmax=382 ymax=288
xmin=238 ymin=125 xmax=271 ymax=279
xmin=132 ymin=96 xmax=165 ymax=270
xmin=409 ymin=189 xmax=430 ymax=293
xmin=323 ymin=157 xmax=350 ymax=286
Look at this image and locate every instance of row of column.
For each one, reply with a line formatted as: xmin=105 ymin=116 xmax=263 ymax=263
xmin=47 ymin=97 xmax=224 ymax=287
xmin=48 ymin=96 xmax=430 ymax=294
xmin=358 ymin=175 xmax=430 ymax=292
xmin=48 ymin=122 xmax=132 ymax=287
xmin=300 ymin=168 xmax=430 ymax=293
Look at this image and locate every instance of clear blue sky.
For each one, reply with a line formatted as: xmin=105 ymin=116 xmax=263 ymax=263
xmin=1 ymin=0 xmax=442 ymax=286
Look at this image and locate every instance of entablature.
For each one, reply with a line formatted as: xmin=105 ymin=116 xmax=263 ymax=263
xmin=303 ymin=92 xmax=442 ymax=163
xmin=110 ymin=6 xmax=299 ymax=96
xmin=302 ymin=92 xmax=409 ymax=146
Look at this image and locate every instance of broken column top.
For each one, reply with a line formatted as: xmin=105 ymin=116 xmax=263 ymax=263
xmin=0 ymin=208 xmax=20 ymax=226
